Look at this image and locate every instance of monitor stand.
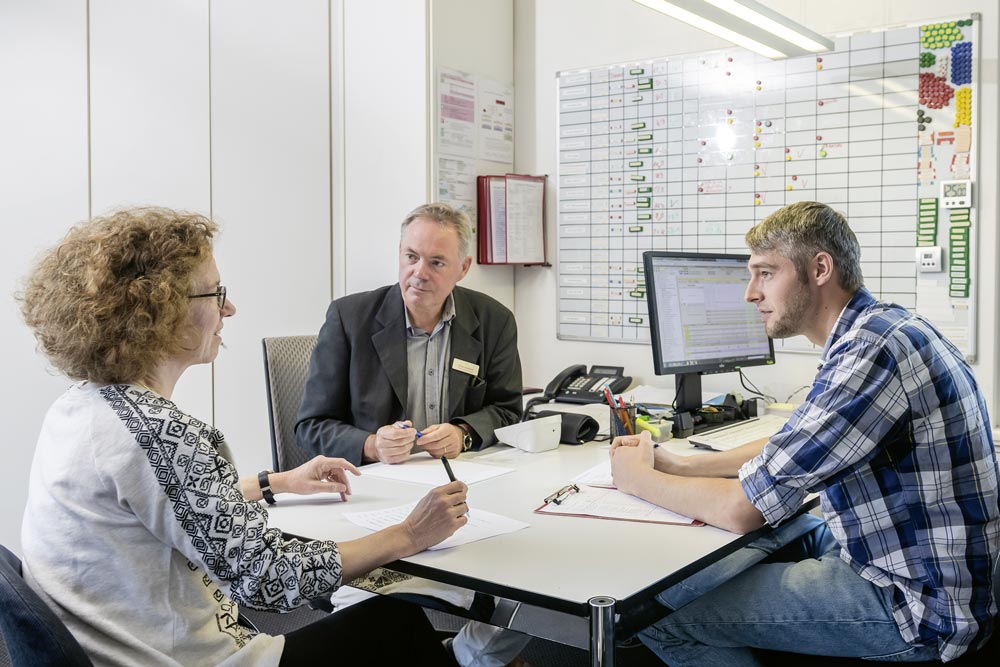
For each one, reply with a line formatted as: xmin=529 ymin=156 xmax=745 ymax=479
xmin=674 ymin=371 xmax=748 ymax=435
xmin=673 ymin=371 xmax=702 ymax=415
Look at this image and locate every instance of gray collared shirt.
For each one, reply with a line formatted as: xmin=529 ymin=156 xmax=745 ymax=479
xmin=404 ymin=291 xmax=455 ymax=430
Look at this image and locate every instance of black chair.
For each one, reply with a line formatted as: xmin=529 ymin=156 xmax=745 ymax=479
xmin=0 ymin=544 xmax=93 ymax=667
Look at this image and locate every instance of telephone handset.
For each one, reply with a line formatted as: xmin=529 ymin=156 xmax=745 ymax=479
xmin=544 ymin=364 xmax=632 ymax=404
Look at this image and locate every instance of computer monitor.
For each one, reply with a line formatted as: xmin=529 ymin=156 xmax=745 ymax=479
xmin=642 ymin=251 xmax=775 ymax=415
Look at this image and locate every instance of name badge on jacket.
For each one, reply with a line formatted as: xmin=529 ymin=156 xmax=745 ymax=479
xmin=452 ymin=358 xmax=480 ymax=376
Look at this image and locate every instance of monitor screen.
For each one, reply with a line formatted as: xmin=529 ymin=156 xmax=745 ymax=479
xmin=643 ymin=251 xmax=774 ymax=412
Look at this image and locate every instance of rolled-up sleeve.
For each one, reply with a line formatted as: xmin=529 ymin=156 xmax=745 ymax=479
xmin=739 ymin=336 xmax=909 ymax=526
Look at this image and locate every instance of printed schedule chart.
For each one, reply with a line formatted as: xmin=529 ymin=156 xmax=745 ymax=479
xmin=557 ymin=18 xmax=978 ymax=358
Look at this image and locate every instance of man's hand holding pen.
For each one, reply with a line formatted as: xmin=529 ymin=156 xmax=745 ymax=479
xmin=363 ymin=421 xmax=420 ymax=464
xmin=416 ymin=423 xmax=465 ymax=459
xmin=364 ymin=421 xmax=466 ymax=464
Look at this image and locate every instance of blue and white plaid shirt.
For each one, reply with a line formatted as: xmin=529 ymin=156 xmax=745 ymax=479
xmin=740 ymin=288 xmax=999 ymax=661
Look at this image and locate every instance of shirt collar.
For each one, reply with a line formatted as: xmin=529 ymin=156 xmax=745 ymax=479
xmin=403 ymin=291 xmax=457 ymax=335
xmin=819 ymin=287 xmax=876 ymax=364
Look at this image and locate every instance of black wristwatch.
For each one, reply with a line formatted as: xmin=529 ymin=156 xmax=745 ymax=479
xmin=458 ymin=423 xmax=474 ymax=452
xmin=257 ymin=470 xmax=276 ymax=505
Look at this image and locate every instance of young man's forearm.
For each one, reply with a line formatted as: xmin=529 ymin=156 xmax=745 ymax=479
xmin=663 ymin=438 xmax=767 ymax=478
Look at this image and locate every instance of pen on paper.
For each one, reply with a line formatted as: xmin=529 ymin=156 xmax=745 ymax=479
xmin=396 ymin=422 xmax=425 ymax=438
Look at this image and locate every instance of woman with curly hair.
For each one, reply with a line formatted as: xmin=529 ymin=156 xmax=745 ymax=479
xmin=19 ymin=207 xmax=465 ymax=666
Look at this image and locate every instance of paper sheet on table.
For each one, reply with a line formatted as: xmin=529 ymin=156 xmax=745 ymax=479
xmin=345 ymin=503 xmax=529 ymax=550
xmin=535 ymin=485 xmax=700 ymax=526
xmin=474 ymin=446 xmax=539 ymax=465
xmin=572 ymin=460 xmax=615 ymax=488
xmin=361 ymin=452 xmax=513 ymax=486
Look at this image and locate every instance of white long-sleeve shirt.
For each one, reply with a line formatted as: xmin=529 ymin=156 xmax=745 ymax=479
xmin=22 ymin=383 xmax=343 ymax=667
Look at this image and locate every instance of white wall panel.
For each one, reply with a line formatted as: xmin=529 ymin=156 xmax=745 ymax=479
xmin=433 ymin=0 xmax=516 ymax=311
xmin=0 ymin=0 xmax=90 ymax=552
xmin=341 ymin=0 xmax=429 ymax=295
xmin=210 ymin=0 xmax=331 ymax=473
xmin=89 ymin=0 xmax=214 ymax=418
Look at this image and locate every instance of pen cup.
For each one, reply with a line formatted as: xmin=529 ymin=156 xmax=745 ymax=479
xmin=609 ymin=405 xmax=636 ymax=439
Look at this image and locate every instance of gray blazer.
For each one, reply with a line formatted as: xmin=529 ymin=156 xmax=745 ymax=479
xmin=296 ymin=284 xmax=523 ymax=465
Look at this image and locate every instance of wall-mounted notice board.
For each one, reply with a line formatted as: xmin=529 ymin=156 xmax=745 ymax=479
xmin=556 ymin=16 xmax=979 ymax=360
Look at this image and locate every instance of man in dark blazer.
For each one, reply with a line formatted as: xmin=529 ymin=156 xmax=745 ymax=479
xmin=295 ymin=203 xmax=529 ymax=667
xmin=296 ymin=202 xmax=523 ymax=467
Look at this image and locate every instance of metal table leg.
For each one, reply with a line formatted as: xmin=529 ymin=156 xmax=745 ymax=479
xmin=589 ymin=596 xmax=616 ymax=667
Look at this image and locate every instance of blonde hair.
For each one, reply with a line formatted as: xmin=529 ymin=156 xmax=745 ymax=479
xmin=746 ymin=201 xmax=864 ymax=292
xmin=19 ymin=207 xmax=217 ymax=383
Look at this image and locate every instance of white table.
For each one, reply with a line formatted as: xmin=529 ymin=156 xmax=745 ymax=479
xmin=267 ymin=439 xmax=798 ymax=666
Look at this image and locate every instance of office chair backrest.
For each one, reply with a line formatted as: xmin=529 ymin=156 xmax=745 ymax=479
xmin=0 ymin=545 xmax=94 ymax=667
xmin=262 ymin=335 xmax=318 ymax=472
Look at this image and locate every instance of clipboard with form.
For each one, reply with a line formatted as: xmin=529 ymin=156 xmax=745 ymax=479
xmin=534 ymin=483 xmax=702 ymax=526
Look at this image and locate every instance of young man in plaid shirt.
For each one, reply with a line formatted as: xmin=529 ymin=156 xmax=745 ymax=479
xmin=612 ymin=201 xmax=999 ymax=665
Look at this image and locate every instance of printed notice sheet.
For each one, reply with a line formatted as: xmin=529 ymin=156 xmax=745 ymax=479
xmin=346 ymin=503 xmax=529 ymax=550
xmin=477 ymin=77 xmax=514 ymax=163
xmin=437 ymin=154 xmax=478 ymax=226
xmin=360 ymin=452 xmax=514 ymax=486
xmin=438 ymin=68 xmax=476 ymax=157
xmin=505 ymin=175 xmax=545 ymax=263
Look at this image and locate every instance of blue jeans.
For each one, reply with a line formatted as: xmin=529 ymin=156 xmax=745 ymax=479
xmin=639 ymin=514 xmax=940 ymax=666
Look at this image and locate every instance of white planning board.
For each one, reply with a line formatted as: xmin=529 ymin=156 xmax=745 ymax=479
xmin=556 ymin=17 xmax=979 ymax=359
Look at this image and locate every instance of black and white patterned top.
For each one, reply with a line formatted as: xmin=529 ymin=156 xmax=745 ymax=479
xmin=22 ymin=383 xmax=343 ymax=667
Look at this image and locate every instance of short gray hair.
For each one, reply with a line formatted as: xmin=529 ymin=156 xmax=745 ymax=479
xmin=400 ymin=203 xmax=473 ymax=259
xmin=745 ymin=201 xmax=864 ymax=292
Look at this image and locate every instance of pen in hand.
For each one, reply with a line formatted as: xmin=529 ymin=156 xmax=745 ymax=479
xmin=396 ymin=422 xmax=425 ymax=438
xmin=440 ymin=455 xmax=469 ymax=515
xmin=441 ymin=454 xmax=457 ymax=482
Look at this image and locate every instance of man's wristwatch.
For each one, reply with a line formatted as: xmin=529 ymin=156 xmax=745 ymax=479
xmin=257 ymin=470 xmax=277 ymax=505
xmin=457 ymin=423 xmax=474 ymax=452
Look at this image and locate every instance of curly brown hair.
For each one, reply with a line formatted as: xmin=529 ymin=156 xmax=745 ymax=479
xmin=19 ymin=207 xmax=218 ymax=383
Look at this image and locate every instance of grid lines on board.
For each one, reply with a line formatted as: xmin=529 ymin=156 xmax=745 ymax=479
xmin=557 ymin=18 xmax=978 ymax=358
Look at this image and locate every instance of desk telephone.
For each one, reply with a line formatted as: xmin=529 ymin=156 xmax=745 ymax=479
xmin=544 ymin=364 xmax=632 ymax=404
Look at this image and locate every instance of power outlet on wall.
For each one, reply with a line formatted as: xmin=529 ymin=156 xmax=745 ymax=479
xmin=915 ymin=246 xmax=944 ymax=273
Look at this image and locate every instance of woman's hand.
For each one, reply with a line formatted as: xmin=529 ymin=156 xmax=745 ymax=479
xmin=276 ymin=456 xmax=361 ymax=500
xmin=401 ymin=481 xmax=469 ymax=552
xmin=337 ymin=480 xmax=469 ymax=581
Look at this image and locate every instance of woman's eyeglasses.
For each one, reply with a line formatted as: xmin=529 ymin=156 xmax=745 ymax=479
xmin=188 ymin=285 xmax=227 ymax=309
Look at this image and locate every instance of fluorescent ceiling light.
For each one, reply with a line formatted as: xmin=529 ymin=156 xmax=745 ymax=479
xmin=634 ymin=0 xmax=833 ymax=60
